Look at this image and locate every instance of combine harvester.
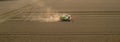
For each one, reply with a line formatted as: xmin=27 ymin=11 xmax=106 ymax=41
xmin=60 ymin=14 xmax=72 ymax=22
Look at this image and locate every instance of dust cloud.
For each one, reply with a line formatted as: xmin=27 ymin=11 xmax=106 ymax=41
xmin=21 ymin=0 xmax=66 ymax=22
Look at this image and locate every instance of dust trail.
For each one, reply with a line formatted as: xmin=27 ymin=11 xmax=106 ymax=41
xmin=21 ymin=0 xmax=66 ymax=22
